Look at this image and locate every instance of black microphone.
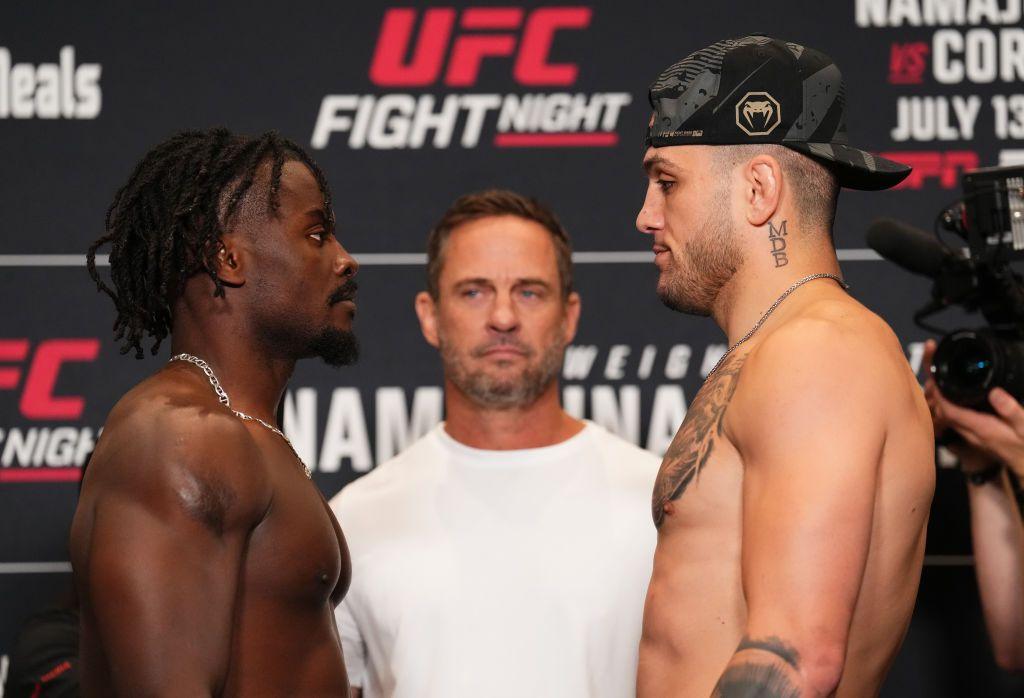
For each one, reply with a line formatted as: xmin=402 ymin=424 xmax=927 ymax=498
xmin=866 ymin=218 xmax=964 ymax=279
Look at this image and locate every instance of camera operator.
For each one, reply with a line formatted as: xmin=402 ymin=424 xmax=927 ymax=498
xmin=923 ymin=339 xmax=1024 ymax=672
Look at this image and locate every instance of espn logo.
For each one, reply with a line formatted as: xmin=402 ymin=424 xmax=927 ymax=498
xmin=881 ymin=150 xmax=979 ymax=190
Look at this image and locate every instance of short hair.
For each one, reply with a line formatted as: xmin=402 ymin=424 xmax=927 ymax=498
xmin=713 ymin=144 xmax=839 ymax=233
xmin=425 ymin=189 xmax=574 ymax=299
xmin=87 ymin=128 xmax=332 ymax=359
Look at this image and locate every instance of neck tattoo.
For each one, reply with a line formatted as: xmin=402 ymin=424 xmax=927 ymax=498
xmin=168 ymin=353 xmax=312 ymax=479
xmin=768 ymin=220 xmax=789 ymax=268
xmin=705 ymin=273 xmax=849 ymax=380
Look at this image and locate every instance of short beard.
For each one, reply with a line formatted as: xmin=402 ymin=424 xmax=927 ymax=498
xmin=308 ymin=327 xmax=360 ymax=367
xmin=658 ymin=192 xmax=742 ymax=316
xmin=439 ymin=330 xmax=564 ymax=410
xmin=250 ymin=277 xmax=359 ymax=367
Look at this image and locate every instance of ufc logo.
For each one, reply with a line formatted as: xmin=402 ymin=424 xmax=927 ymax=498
xmin=370 ymin=6 xmax=592 ymax=87
xmin=889 ymin=42 xmax=929 ymax=85
xmin=0 ymin=339 xmax=99 ymax=419
xmin=881 ymin=150 xmax=979 ymax=190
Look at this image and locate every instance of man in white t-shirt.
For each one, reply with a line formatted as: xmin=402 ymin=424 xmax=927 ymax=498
xmin=330 ymin=189 xmax=659 ymax=698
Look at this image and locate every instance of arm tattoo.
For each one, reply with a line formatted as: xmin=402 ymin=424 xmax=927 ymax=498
xmin=736 ymin=635 xmax=800 ymax=670
xmin=651 ymin=353 xmax=746 ymax=526
xmin=710 ymin=635 xmax=802 ymax=697
xmin=768 ymin=220 xmax=788 ymax=268
xmin=712 ymin=663 xmax=799 ymax=698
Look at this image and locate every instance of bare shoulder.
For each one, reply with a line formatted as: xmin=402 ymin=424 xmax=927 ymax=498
xmin=723 ymin=296 xmax=931 ymax=478
xmin=729 ymin=297 xmax=917 ymax=430
xmin=84 ymin=367 xmax=272 ymax=533
xmin=749 ymin=298 xmax=907 ymax=385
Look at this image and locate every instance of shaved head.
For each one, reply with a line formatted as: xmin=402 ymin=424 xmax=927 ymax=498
xmin=712 ymin=144 xmax=839 ymax=235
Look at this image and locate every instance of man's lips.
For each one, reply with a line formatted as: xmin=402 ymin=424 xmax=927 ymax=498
xmin=328 ymin=281 xmax=358 ymax=306
xmin=473 ymin=343 xmax=529 ymax=359
xmin=481 ymin=346 xmax=525 ymax=357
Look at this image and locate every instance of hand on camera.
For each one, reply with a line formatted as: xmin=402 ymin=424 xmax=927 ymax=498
xmin=923 ymin=339 xmax=1024 ymax=477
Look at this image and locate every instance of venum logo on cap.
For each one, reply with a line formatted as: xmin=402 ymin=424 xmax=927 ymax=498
xmin=648 ymin=36 xmax=911 ymax=189
xmin=736 ymin=91 xmax=781 ymax=136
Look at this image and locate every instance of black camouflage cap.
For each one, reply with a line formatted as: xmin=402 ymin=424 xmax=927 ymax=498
xmin=645 ymin=34 xmax=910 ymax=191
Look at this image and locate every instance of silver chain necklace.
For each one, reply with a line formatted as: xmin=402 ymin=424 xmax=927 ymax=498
xmin=168 ymin=353 xmax=311 ymax=479
xmin=705 ymin=273 xmax=849 ymax=379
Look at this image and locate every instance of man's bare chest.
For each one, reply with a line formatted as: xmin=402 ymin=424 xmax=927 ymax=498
xmin=652 ymin=354 xmax=747 ymax=528
xmin=247 ymin=471 xmax=351 ymax=606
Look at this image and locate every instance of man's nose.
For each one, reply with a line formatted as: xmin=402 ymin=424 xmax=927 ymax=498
xmin=636 ymin=185 xmax=664 ymax=235
xmin=334 ymin=243 xmax=358 ymax=279
xmin=488 ymin=292 xmax=519 ymax=332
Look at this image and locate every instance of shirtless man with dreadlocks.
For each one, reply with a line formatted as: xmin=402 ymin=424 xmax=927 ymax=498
xmin=70 ymin=128 xmax=359 ymax=696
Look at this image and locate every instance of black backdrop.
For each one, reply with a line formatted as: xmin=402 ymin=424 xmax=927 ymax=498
xmin=2 ymin=2 xmax=1024 ymax=694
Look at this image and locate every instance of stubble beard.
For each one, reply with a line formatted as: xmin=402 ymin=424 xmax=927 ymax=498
xmin=313 ymin=279 xmax=361 ymax=366
xmin=438 ymin=326 xmax=565 ymax=410
xmin=308 ymin=327 xmax=360 ymax=367
xmin=253 ymin=306 xmax=360 ymax=367
xmin=250 ymin=276 xmax=360 ymax=367
xmin=657 ymin=195 xmax=743 ymax=316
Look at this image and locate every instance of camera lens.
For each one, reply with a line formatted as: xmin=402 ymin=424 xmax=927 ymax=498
xmin=933 ymin=331 xmax=996 ymax=408
xmin=942 ymin=337 xmax=993 ymax=387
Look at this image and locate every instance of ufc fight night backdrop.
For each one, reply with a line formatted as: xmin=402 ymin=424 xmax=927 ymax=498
xmin=2 ymin=2 xmax=1024 ymax=694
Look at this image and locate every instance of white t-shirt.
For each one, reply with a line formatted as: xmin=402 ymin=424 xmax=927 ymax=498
xmin=330 ymin=421 xmax=659 ymax=698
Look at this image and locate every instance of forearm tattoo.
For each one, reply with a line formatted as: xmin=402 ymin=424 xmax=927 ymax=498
xmin=768 ymin=220 xmax=788 ymax=268
xmin=711 ymin=635 xmax=802 ymax=698
xmin=712 ymin=663 xmax=799 ymax=698
xmin=736 ymin=635 xmax=800 ymax=669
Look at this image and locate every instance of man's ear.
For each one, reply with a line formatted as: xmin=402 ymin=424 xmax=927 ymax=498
xmin=563 ymin=292 xmax=581 ymax=346
xmin=415 ymin=291 xmax=440 ymax=348
xmin=744 ymin=155 xmax=783 ymax=228
xmin=214 ymin=237 xmax=246 ymax=287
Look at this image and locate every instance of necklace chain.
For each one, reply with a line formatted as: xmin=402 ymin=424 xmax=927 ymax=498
xmin=705 ymin=273 xmax=849 ymax=379
xmin=168 ymin=353 xmax=311 ymax=479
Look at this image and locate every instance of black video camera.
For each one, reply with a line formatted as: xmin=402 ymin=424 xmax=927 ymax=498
xmin=868 ymin=165 xmax=1024 ymax=411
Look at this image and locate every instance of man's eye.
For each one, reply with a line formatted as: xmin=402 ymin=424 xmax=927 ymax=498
xmin=309 ymin=230 xmax=325 ymax=243
xmin=520 ymin=289 xmax=538 ymax=298
xmin=657 ymin=179 xmax=675 ymax=192
xmin=462 ymin=288 xmax=480 ymax=298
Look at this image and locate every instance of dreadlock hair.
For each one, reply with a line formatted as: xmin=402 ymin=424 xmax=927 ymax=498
xmin=87 ymin=128 xmax=334 ymax=359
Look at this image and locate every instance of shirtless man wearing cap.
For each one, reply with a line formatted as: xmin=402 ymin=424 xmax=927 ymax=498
xmin=634 ymin=36 xmax=935 ymax=696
